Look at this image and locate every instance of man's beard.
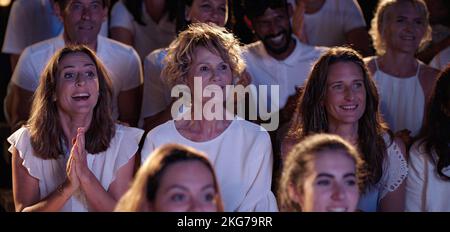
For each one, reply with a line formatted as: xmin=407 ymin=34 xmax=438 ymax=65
xmin=260 ymin=27 xmax=293 ymax=55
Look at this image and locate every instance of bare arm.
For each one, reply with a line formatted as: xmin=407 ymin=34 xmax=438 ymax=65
xmin=110 ymin=27 xmax=134 ymax=46
xmin=118 ymin=86 xmax=142 ymax=127
xmin=379 ymin=137 xmax=407 ymax=212
xmin=346 ymin=27 xmax=373 ymax=57
xmin=10 ymin=54 xmax=20 ymax=71
xmin=12 ymin=148 xmax=78 ymax=212
xmin=5 ymin=84 xmax=33 ymax=131
xmin=74 ymin=129 xmax=135 ymax=211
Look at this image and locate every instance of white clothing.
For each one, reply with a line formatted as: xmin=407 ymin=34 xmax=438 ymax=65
xmin=7 ymin=124 xmax=144 ymax=212
xmin=372 ymin=58 xmax=425 ymax=136
xmin=2 ymin=0 xmax=108 ymax=55
xmin=140 ymin=48 xmax=170 ymax=120
xmin=9 ymin=35 xmax=143 ymax=120
xmin=429 ymin=46 xmax=450 ymax=71
xmin=357 ymin=134 xmax=408 ymax=212
xmin=141 ymin=117 xmax=278 ymax=212
xmin=110 ymin=0 xmax=176 ymax=59
xmin=242 ymin=37 xmax=326 ymax=115
xmin=288 ymin=0 xmax=366 ymax=47
xmin=302 ymin=0 xmax=366 ymax=47
xmin=405 ymin=141 xmax=450 ymax=212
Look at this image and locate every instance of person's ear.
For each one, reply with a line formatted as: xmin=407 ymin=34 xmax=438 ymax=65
xmin=287 ymin=2 xmax=294 ymax=18
xmin=53 ymin=1 xmax=64 ymax=22
xmin=101 ymin=5 xmax=108 ymax=22
xmin=185 ymin=5 xmax=191 ymax=21
xmin=288 ymin=182 xmax=304 ymax=207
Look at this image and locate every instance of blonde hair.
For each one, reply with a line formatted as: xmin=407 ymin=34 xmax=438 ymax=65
xmin=370 ymin=0 xmax=432 ymax=55
xmin=162 ymin=23 xmax=245 ymax=87
xmin=278 ymin=134 xmax=366 ymax=212
xmin=115 ymin=144 xmax=224 ymax=212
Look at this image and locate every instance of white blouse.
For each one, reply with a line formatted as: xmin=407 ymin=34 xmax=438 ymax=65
xmin=8 ymin=124 xmax=144 ymax=212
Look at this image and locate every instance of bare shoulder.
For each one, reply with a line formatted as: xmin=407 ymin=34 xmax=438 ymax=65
xmin=363 ymin=56 xmax=376 ymax=74
xmin=419 ymin=65 xmax=440 ymax=97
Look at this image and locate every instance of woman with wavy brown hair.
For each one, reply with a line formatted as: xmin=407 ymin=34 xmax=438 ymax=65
xmin=115 ymin=143 xmax=224 ymax=212
xmin=8 ymin=45 xmax=144 ymax=212
xmin=282 ymin=47 xmax=408 ymax=211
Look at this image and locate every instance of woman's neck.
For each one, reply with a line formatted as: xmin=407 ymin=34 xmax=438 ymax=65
xmin=59 ymin=111 xmax=92 ymax=146
xmin=175 ymin=110 xmax=233 ymax=142
xmin=378 ymin=52 xmax=419 ymax=77
xmin=328 ymin=122 xmax=359 ymax=145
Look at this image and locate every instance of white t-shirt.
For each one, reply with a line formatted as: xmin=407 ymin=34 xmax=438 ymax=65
xmin=406 ymin=141 xmax=450 ymax=212
xmin=7 ymin=124 xmax=144 ymax=212
xmin=288 ymin=0 xmax=366 ymax=47
xmin=110 ymin=0 xmax=176 ymax=59
xmin=140 ymin=48 xmax=170 ymax=120
xmin=242 ymin=37 xmax=326 ymax=115
xmin=9 ymin=35 xmax=143 ymax=120
xmin=429 ymin=46 xmax=450 ymax=71
xmin=357 ymin=134 xmax=408 ymax=212
xmin=2 ymin=0 xmax=108 ymax=55
xmin=141 ymin=117 xmax=279 ymax=212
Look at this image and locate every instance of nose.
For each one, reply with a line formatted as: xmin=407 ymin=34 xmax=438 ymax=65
xmin=81 ymin=6 xmax=91 ymax=20
xmin=75 ymin=74 xmax=86 ymax=87
xmin=344 ymin=86 xmax=355 ymax=101
xmin=331 ymin=183 xmax=345 ymax=201
xmin=188 ymin=198 xmax=206 ymax=212
xmin=209 ymin=9 xmax=225 ymax=26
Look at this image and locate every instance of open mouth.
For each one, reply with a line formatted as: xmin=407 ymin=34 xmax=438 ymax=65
xmin=269 ymin=34 xmax=284 ymax=44
xmin=400 ymin=35 xmax=416 ymax=41
xmin=339 ymin=105 xmax=358 ymax=111
xmin=72 ymin=93 xmax=90 ymax=101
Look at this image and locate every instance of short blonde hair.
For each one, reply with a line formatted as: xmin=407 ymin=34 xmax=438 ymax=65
xmin=370 ymin=0 xmax=432 ymax=55
xmin=162 ymin=23 xmax=245 ymax=87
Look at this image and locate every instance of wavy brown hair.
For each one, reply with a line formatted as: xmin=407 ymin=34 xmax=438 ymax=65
xmin=115 ymin=143 xmax=224 ymax=212
xmin=162 ymin=23 xmax=245 ymax=88
xmin=417 ymin=65 xmax=450 ymax=180
xmin=287 ymin=47 xmax=392 ymax=186
xmin=370 ymin=0 xmax=431 ymax=56
xmin=278 ymin=133 xmax=366 ymax=212
xmin=28 ymin=45 xmax=115 ymax=159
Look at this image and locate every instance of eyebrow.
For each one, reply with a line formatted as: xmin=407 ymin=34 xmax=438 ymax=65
xmin=62 ymin=63 xmax=95 ymax=69
xmin=316 ymin=173 xmax=356 ymax=178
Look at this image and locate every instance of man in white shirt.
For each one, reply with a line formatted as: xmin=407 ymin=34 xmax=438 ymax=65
xmin=241 ymin=0 xmax=326 ymax=122
xmin=5 ymin=0 xmax=143 ymax=130
xmin=1 ymin=0 xmax=108 ymax=70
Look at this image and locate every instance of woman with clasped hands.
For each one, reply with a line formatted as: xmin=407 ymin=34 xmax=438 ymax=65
xmin=8 ymin=45 xmax=144 ymax=212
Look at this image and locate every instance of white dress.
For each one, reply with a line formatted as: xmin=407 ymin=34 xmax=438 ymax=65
xmin=110 ymin=0 xmax=176 ymax=59
xmin=7 ymin=124 xmax=144 ymax=212
xmin=372 ymin=58 xmax=425 ymax=136
xmin=141 ymin=117 xmax=278 ymax=212
xmin=357 ymin=134 xmax=408 ymax=212
xmin=405 ymin=141 xmax=450 ymax=211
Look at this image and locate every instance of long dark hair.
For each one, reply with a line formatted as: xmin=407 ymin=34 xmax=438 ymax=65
xmin=288 ymin=47 xmax=392 ymax=186
xmin=28 ymin=45 xmax=115 ymax=159
xmin=417 ymin=65 xmax=450 ymax=180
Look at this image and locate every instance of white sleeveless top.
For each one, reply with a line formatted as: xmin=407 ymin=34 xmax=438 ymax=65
xmin=7 ymin=124 xmax=144 ymax=212
xmin=373 ymin=58 xmax=424 ymax=136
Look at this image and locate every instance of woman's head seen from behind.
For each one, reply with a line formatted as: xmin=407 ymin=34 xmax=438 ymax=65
xmin=279 ymin=134 xmax=365 ymax=212
xmin=115 ymin=144 xmax=224 ymax=212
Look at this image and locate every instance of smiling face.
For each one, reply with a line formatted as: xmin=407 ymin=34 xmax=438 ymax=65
xmin=384 ymin=1 xmax=427 ymax=54
xmin=55 ymin=52 xmax=99 ymax=117
xmin=251 ymin=7 xmax=294 ymax=59
xmin=324 ymin=62 xmax=366 ymax=127
xmin=59 ymin=0 xmax=107 ymax=46
xmin=186 ymin=46 xmax=233 ymax=103
xmin=187 ymin=0 xmax=228 ymax=27
xmin=151 ymin=160 xmax=219 ymax=212
xmin=297 ymin=150 xmax=360 ymax=212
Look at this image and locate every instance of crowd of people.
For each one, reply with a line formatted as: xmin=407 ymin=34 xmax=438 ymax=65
xmin=1 ymin=0 xmax=449 ymax=212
